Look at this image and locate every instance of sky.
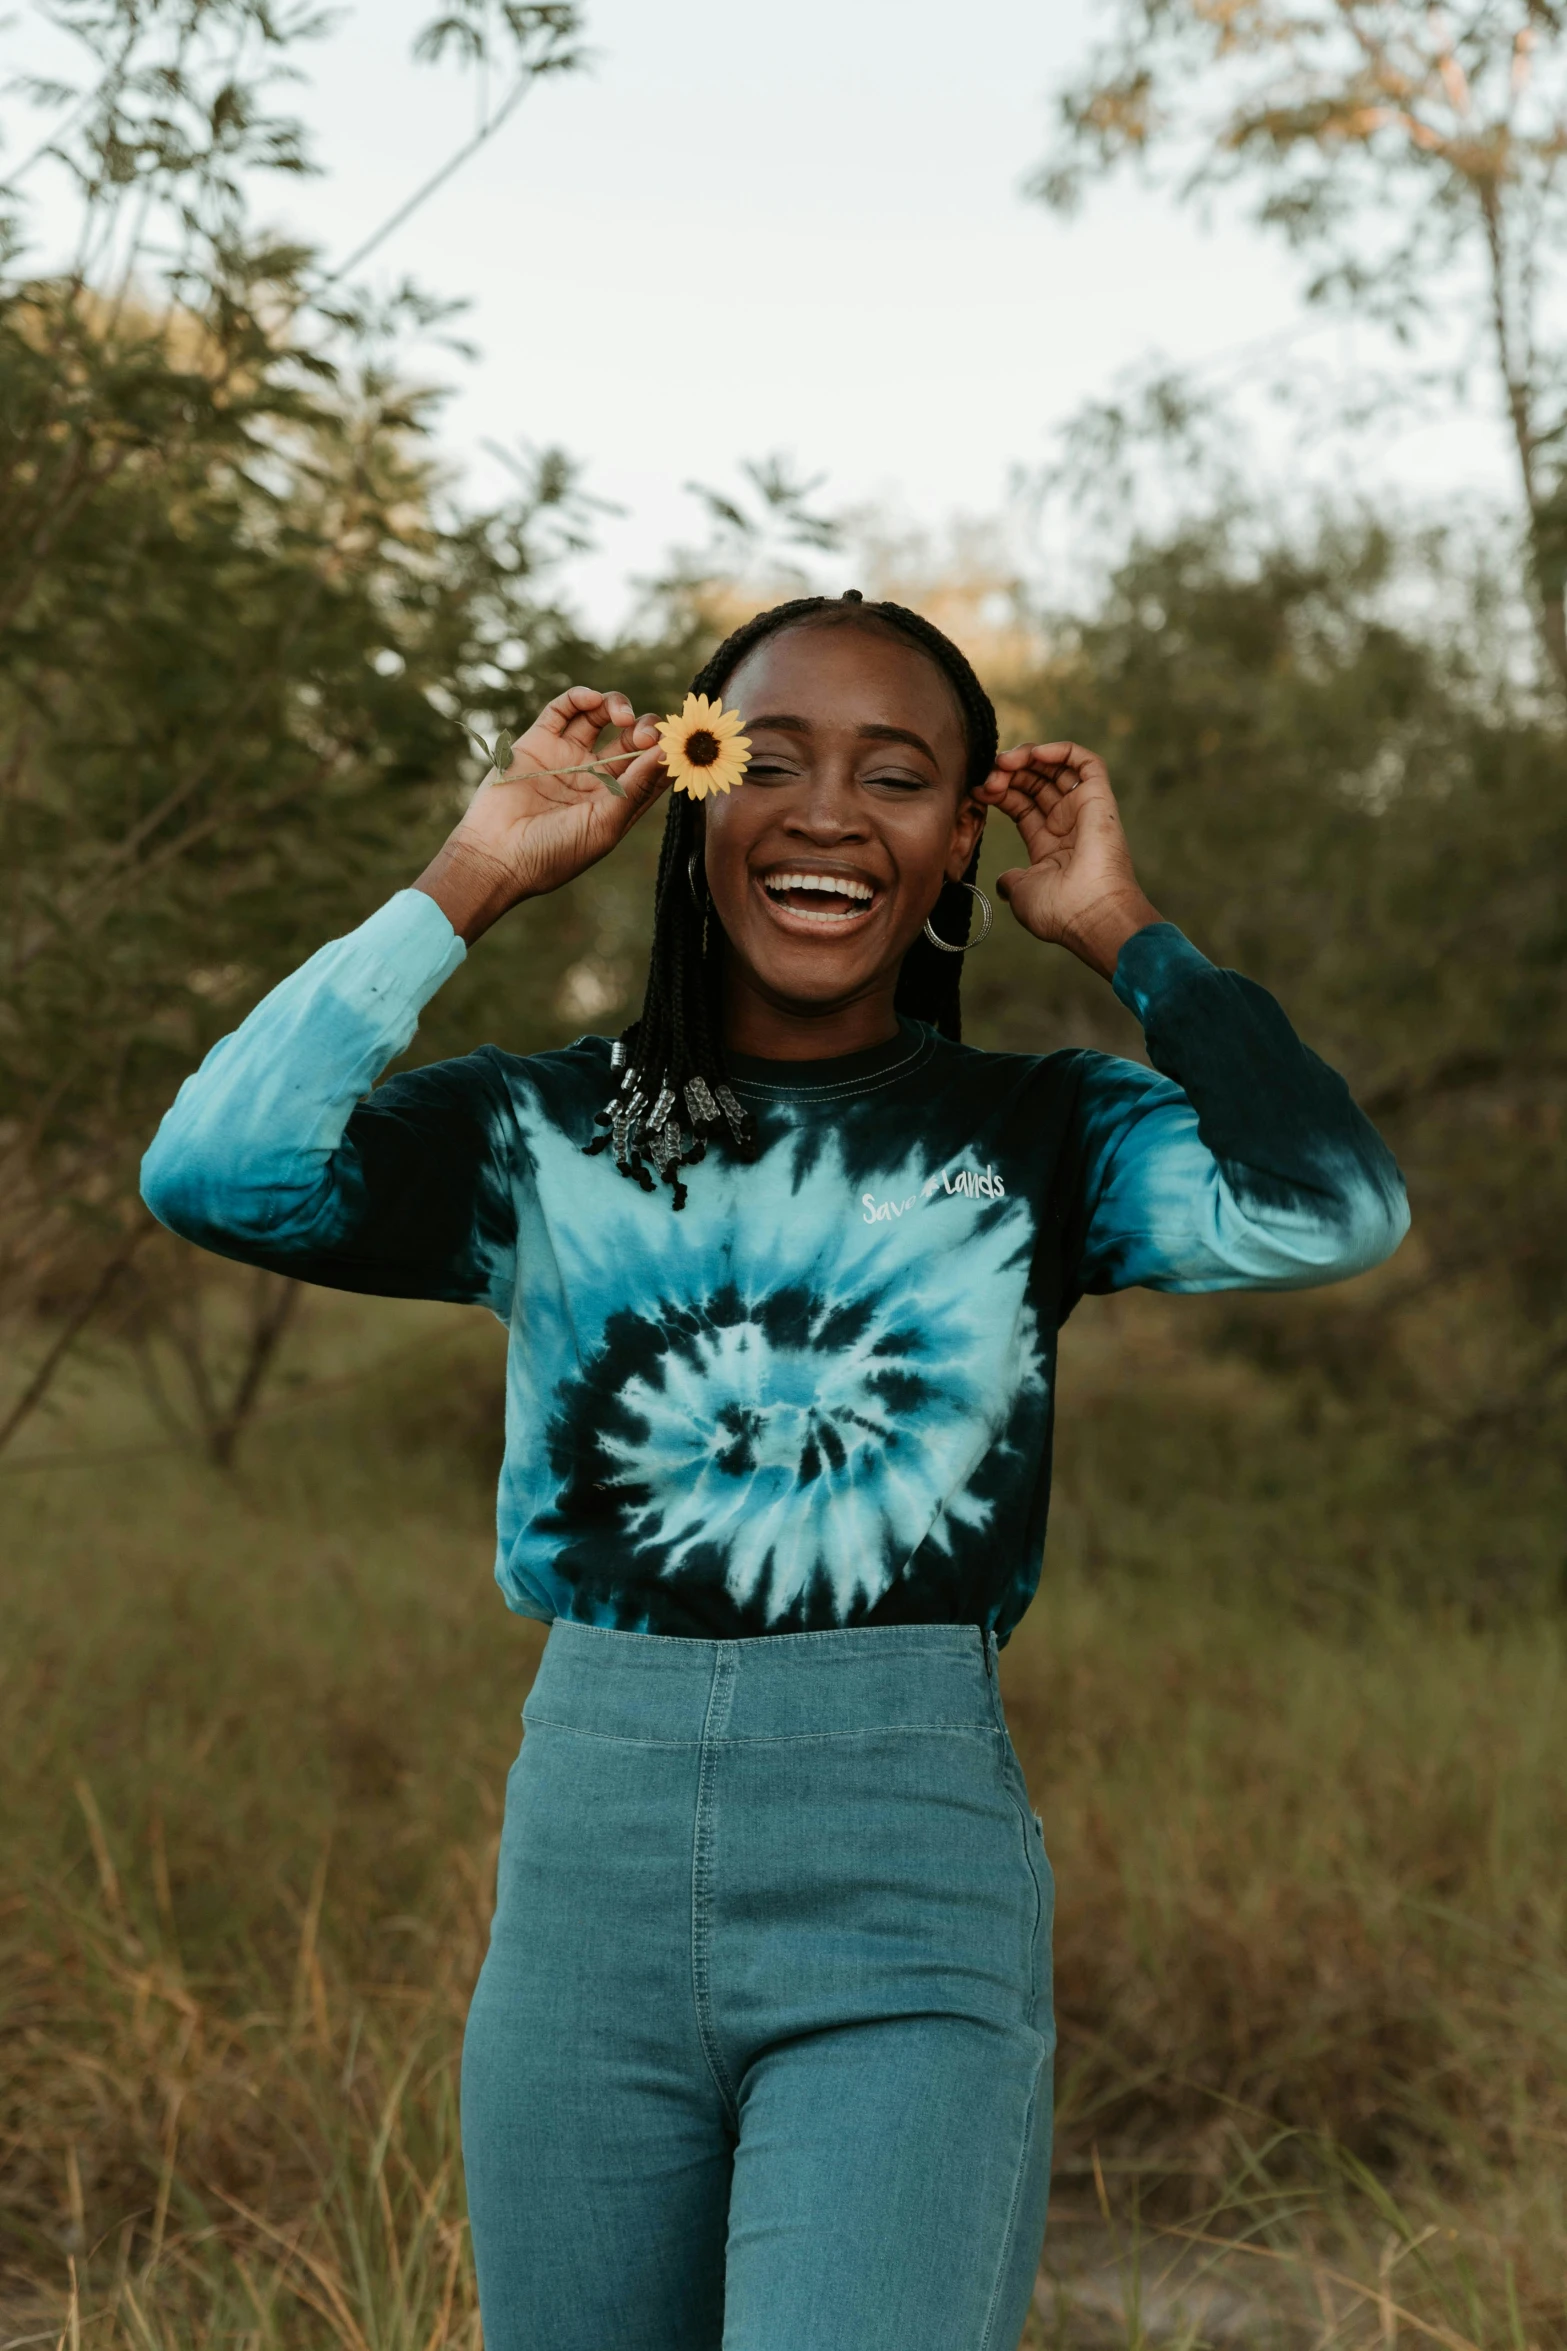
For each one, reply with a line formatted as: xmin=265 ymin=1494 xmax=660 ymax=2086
xmin=9 ymin=0 xmax=1510 ymax=629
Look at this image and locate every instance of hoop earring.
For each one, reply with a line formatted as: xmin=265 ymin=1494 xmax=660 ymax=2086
xmin=923 ymin=881 xmax=992 ymax=954
xmin=687 ymin=853 xmax=706 ymax=907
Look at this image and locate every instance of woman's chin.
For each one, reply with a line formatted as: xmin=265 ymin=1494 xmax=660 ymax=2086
xmin=735 ymin=945 xmax=904 ymax=1018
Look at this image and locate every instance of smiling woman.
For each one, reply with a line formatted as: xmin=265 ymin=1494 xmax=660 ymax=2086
xmin=706 ymin=619 xmax=984 ymax=1020
xmin=137 ymin=591 xmax=1411 ymax=2351
xmin=576 ymin=594 xmax=1005 ymax=1199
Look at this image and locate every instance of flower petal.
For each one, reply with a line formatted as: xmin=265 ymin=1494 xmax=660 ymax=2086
xmin=656 ymin=697 xmax=748 ymax=795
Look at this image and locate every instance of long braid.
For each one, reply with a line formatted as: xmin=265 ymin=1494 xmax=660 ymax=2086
xmin=585 ymin=591 xmax=998 ymax=1207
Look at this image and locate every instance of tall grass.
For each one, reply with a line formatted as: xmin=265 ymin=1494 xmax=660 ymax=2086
xmin=2 ymin=1288 xmax=1562 ymax=2347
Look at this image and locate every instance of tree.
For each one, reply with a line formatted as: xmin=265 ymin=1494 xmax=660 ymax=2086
xmin=966 ymin=498 xmax=1567 ymax=1462
xmin=0 ymin=0 xmax=622 ymax=1459
xmin=1031 ymin=0 xmax=1567 ymax=690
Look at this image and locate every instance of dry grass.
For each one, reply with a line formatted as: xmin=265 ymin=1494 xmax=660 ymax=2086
xmin=2 ymin=1286 xmax=1563 ymax=2348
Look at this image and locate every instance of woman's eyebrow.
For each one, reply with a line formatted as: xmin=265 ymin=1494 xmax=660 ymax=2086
xmin=858 ymin=722 xmax=937 ymax=762
xmin=746 ymin=712 xmax=813 ymax=735
xmin=746 ymin=713 xmax=938 ymax=763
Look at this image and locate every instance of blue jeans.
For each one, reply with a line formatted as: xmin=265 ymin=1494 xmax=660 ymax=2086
xmin=461 ymin=1620 xmax=1055 ymax=2350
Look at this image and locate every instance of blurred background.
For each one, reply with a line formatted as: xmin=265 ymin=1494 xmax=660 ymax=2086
xmin=2 ymin=3 xmax=1563 ymax=2345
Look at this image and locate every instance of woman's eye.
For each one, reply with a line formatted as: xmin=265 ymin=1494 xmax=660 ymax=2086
xmin=745 ymin=761 xmax=799 ymax=782
xmin=865 ymin=770 xmax=929 ymax=793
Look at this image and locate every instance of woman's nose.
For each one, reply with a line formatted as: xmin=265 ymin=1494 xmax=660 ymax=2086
xmin=786 ymin=764 xmax=867 ymax=839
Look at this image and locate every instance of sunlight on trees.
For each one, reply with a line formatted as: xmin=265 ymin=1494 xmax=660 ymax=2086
xmin=1030 ymin=0 xmax=1567 ymax=686
xmin=0 ymin=0 xmax=618 ymax=1457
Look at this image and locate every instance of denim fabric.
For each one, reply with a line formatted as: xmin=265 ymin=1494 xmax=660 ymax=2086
xmin=461 ymin=1619 xmax=1055 ymax=2351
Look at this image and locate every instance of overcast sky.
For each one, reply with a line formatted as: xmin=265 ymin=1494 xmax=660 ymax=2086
xmin=11 ymin=0 xmax=1507 ymax=627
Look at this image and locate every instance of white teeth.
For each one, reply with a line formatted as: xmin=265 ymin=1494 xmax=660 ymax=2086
xmin=763 ymin=872 xmax=875 ymax=903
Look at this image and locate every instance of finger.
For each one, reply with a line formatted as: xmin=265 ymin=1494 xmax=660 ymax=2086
xmin=604 ymin=743 xmax=670 ymax=817
xmin=592 ymin=715 xmax=663 ymax=787
xmin=994 ymin=865 xmax=1028 ymax=905
xmin=613 ymin=711 xmax=662 ymax=756
xmin=995 ymin=740 xmax=1086 ymax=769
xmin=981 ymin=754 xmax=1112 ymax=848
xmin=974 ymin=777 xmax=1038 ymax=819
xmin=975 ymin=768 xmax=1074 ymax=814
xmin=537 ymin=685 xmax=611 ymax=731
xmin=997 ymin=741 xmax=1111 ymax=795
xmin=581 ymin=692 xmax=644 ymax=759
xmin=982 ymin=779 xmax=1074 ymax=849
xmin=535 ymin=685 xmax=625 ymax=755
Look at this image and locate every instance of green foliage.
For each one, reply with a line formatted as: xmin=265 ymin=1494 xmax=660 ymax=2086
xmin=1029 ymin=0 xmax=1567 ymax=685
xmin=979 ymin=383 xmax=1565 ymax=1487
xmin=0 ymin=248 xmax=609 ymax=1271
xmin=965 ymin=506 xmax=1567 ymax=1465
xmin=0 ymin=0 xmax=706 ymax=1453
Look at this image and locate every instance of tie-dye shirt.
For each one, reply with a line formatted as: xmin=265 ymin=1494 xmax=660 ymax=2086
xmin=141 ymin=890 xmax=1408 ymax=1641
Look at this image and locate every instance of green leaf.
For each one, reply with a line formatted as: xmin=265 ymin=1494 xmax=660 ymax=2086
xmin=491 ymin=731 xmax=513 ymax=775
xmin=598 ymin=768 xmax=626 ymax=798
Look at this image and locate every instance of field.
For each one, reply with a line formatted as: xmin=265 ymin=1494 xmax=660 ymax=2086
xmin=2 ymin=1282 xmax=1563 ymax=2350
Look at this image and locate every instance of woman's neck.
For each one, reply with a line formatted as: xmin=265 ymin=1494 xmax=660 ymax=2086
xmin=721 ymin=964 xmax=900 ymax=1064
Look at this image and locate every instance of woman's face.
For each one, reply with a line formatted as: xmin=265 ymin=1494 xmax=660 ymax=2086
xmin=700 ymin=621 xmax=985 ymax=1019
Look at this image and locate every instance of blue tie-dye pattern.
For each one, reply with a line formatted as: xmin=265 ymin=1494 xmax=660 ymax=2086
xmin=141 ymin=892 xmax=1410 ymax=1641
xmin=1074 ymin=1075 xmax=1407 ymax=1291
xmin=1091 ymin=924 xmax=1411 ymax=1292
xmin=502 ymin=1107 xmax=1044 ymax=1623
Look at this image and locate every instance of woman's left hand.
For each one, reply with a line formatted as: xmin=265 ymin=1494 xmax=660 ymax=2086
xmin=973 ymin=741 xmax=1162 ymax=981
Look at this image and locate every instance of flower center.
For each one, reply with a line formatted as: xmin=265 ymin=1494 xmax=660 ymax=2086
xmin=685 ymin=729 xmax=720 ymax=766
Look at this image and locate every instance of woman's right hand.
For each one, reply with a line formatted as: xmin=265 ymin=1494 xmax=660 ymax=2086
xmin=414 ymin=686 xmax=669 ymax=944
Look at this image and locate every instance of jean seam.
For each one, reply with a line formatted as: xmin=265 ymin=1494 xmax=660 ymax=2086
xmin=713 ymin=1723 xmax=998 ymax=1748
xmin=993 ymin=1739 xmax=1045 ymax=2017
xmin=1018 ymin=1792 xmax=1045 ymax=2013
xmin=547 ymin=1619 xmax=984 ymax=1658
xmin=521 ymin=1714 xmax=700 ymax=1749
xmin=976 ymin=2067 xmax=1043 ymax=2351
xmin=521 ymin=1713 xmax=1001 ymax=1749
xmin=691 ymin=1641 xmax=740 ymax=2125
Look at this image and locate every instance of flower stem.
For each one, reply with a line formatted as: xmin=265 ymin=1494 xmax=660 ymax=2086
xmin=487 ymin=752 xmax=632 ymax=797
xmin=455 ymin=712 xmax=638 ymax=798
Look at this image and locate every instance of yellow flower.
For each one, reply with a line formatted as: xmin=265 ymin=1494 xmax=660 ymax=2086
xmin=656 ymin=693 xmax=751 ymax=799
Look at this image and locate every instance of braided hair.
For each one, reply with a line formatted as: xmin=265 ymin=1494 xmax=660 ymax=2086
xmin=584 ymin=590 xmax=999 ymax=1208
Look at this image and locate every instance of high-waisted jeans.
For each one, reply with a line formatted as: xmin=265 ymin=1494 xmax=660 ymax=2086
xmin=461 ymin=1619 xmax=1056 ymax=2351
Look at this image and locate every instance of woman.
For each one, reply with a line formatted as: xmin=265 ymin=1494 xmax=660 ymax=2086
xmin=142 ymin=592 xmax=1409 ymax=2351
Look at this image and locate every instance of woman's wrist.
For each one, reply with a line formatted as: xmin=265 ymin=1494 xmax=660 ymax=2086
xmin=1060 ymin=889 xmax=1163 ymax=983
xmin=413 ymin=833 xmax=522 ymax=947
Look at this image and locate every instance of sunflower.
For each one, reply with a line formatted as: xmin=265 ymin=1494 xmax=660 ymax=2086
xmin=656 ymin=693 xmax=751 ymax=799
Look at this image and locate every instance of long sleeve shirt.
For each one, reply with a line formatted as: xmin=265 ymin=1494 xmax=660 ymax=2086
xmin=140 ymin=892 xmax=1410 ymax=1641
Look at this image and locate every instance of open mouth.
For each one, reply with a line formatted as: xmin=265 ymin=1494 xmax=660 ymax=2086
xmin=758 ymin=869 xmax=880 ymax=926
